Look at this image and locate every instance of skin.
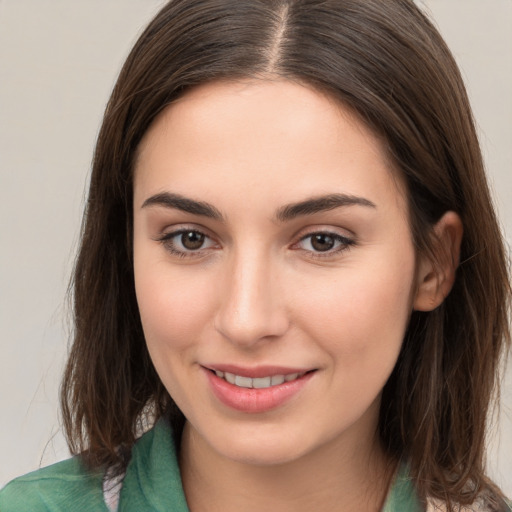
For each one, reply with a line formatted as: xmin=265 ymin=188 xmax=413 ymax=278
xmin=132 ymin=79 xmax=462 ymax=512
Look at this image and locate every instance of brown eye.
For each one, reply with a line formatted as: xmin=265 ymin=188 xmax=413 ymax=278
xmin=158 ymin=229 xmax=216 ymax=257
xmin=310 ymin=234 xmax=335 ymax=252
xmin=295 ymin=231 xmax=354 ymax=256
xmin=181 ymin=231 xmax=205 ymax=250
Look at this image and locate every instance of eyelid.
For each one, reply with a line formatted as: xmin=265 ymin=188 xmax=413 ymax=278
xmin=155 ymin=225 xmax=219 ymax=258
xmin=154 ymin=224 xmax=355 ymax=259
xmin=291 ymin=228 xmax=356 ymax=257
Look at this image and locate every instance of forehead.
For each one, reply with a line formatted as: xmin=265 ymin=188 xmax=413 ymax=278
xmin=134 ymin=79 xmax=407 ymax=216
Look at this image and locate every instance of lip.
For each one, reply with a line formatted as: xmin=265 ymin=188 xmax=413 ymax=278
xmin=203 ymin=366 xmax=316 ymax=413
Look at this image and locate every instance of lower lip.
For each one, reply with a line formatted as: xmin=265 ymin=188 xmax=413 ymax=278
xmin=204 ymin=369 xmax=315 ymax=413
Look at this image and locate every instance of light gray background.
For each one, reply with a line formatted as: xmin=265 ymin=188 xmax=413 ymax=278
xmin=1 ymin=0 xmax=511 ymax=495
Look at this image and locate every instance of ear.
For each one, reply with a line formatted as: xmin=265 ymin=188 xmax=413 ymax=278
xmin=413 ymin=211 xmax=463 ymax=312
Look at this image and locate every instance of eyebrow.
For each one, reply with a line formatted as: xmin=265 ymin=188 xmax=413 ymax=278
xmin=275 ymin=193 xmax=376 ymax=222
xmin=140 ymin=191 xmax=376 ymax=222
xmin=141 ymin=192 xmax=224 ymax=220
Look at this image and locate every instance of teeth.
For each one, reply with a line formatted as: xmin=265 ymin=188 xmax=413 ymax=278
xmin=271 ymin=375 xmax=285 ymax=386
xmin=234 ymin=375 xmax=253 ymax=388
xmin=213 ymin=370 xmax=304 ymax=389
xmin=253 ymin=376 xmax=271 ymax=389
xmin=225 ymin=372 xmax=236 ymax=384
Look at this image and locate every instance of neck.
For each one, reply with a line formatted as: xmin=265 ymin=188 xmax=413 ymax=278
xmin=179 ymin=419 xmax=395 ymax=512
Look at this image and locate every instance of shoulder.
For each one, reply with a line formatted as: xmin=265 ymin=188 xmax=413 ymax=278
xmin=0 ymin=457 xmax=110 ymax=512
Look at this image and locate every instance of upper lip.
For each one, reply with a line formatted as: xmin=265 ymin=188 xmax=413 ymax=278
xmin=203 ymin=364 xmax=314 ymax=378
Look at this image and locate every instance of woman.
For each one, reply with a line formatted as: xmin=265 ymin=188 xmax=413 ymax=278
xmin=1 ymin=0 xmax=510 ymax=511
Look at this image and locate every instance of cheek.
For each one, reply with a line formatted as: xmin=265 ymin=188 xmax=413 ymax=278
xmin=134 ymin=258 xmax=215 ymax=353
xmin=294 ymin=251 xmax=415 ymax=359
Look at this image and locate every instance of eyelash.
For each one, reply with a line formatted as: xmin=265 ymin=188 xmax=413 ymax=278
xmin=156 ymin=229 xmax=218 ymax=259
xmin=294 ymin=231 xmax=355 ymax=257
xmin=156 ymin=228 xmax=355 ymax=259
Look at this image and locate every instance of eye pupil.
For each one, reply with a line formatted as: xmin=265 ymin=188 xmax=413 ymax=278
xmin=181 ymin=231 xmax=205 ymax=250
xmin=311 ymin=234 xmax=335 ymax=252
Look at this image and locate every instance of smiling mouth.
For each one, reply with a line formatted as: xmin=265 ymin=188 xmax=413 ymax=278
xmin=210 ymin=370 xmax=311 ymax=389
xmin=205 ymin=367 xmax=316 ymax=412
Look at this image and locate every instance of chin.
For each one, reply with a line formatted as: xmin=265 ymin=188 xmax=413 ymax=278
xmin=194 ymin=419 xmax=328 ymax=467
xmin=218 ymin=438 xmax=309 ymax=467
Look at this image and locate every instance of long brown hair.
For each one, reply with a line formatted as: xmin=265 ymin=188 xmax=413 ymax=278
xmin=61 ymin=0 xmax=511 ymax=508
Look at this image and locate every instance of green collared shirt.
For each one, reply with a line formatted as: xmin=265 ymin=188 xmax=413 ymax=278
xmin=0 ymin=419 xmax=426 ymax=512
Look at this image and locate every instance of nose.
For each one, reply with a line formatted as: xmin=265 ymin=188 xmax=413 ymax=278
xmin=214 ymin=249 xmax=289 ymax=348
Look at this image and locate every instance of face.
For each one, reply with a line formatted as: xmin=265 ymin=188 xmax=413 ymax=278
xmin=133 ymin=80 xmax=419 ymax=466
